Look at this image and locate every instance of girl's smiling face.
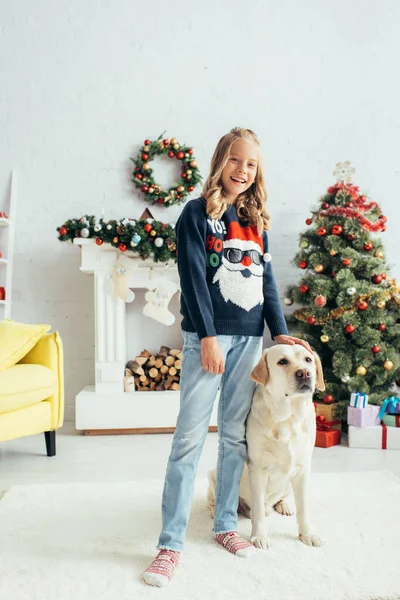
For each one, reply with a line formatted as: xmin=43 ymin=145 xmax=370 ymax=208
xmin=221 ymin=138 xmax=259 ymax=204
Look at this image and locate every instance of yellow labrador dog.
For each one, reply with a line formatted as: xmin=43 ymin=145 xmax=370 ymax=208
xmin=208 ymin=344 xmax=325 ymax=549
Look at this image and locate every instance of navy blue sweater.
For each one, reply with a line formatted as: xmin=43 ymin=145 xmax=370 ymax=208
xmin=176 ymin=197 xmax=289 ymax=340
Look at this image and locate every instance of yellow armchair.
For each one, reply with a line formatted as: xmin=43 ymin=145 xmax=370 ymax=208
xmin=0 ymin=331 xmax=64 ymax=456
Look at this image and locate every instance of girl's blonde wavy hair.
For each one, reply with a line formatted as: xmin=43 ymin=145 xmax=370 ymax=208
xmin=202 ymin=127 xmax=270 ymax=232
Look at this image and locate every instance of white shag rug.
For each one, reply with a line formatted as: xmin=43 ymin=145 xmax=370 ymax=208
xmin=0 ymin=471 xmax=399 ymax=600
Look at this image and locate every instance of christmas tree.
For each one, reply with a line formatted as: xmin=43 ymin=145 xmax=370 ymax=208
xmin=284 ymin=162 xmax=400 ymax=419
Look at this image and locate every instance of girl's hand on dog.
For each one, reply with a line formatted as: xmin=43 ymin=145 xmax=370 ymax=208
xmin=201 ymin=337 xmax=225 ymax=374
xmin=273 ymin=334 xmax=312 ymax=354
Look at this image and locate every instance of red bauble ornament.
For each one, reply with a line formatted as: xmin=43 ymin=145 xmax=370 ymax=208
xmin=299 ymin=261 xmax=308 ymax=269
xmin=331 ymin=272 xmax=336 ymax=277
xmin=381 ymin=273 xmax=387 ymax=280
xmin=163 ymin=138 xmax=169 ymax=146
xmin=332 ymin=225 xmax=343 ymax=235
xmin=141 ymin=153 xmax=149 ymax=160
xmin=342 ymin=258 xmax=351 ymax=267
xmin=378 ymin=323 xmax=387 ymax=332
xmin=176 ymin=151 xmax=185 ymax=160
xmin=372 ymin=274 xmax=382 ymax=284
xmin=95 ymin=238 xmax=103 ymax=246
xmin=299 ymin=284 xmax=309 ymax=294
xmin=372 ymin=345 xmax=381 ymax=354
xmin=144 ymin=224 xmax=152 ymax=232
xmin=144 ymin=139 xmax=151 ymax=145
xmin=181 ymin=172 xmax=187 ymax=178
xmin=306 ymin=218 xmax=312 ymax=225
xmin=118 ymin=244 xmax=127 ymax=252
xmin=141 ymin=185 xmax=149 ymax=193
xmin=168 ymin=151 xmax=175 ymax=158
xmin=315 ymin=295 xmax=327 ymax=307
xmin=358 ymin=301 xmax=369 ymax=311
xmin=345 ymin=324 xmax=356 ymax=334
xmin=379 ymin=215 xmax=387 ymax=223
xmin=187 ymin=149 xmax=193 ymax=155
xmin=59 ymin=226 xmax=67 ymax=236
xmin=318 ymin=227 xmax=327 ymax=236
xmin=307 ymin=316 xmax=316 ymax=325
xmin=321 ymin=202 xmax=329 ymax=209
xmin=136 ymin=173 xmax=143 ymax=180
xmin=157 ymin=198 xmax=165 ymax=204
xmin=364 ymin=242 xmax=373 ymax=251
xmin=347 ymin=233 xmax=356 ymax=241
xmin=188 ymin=186 xmax=195 ymax=192
xmin=323 ymin=395 xmax=334 ymax=404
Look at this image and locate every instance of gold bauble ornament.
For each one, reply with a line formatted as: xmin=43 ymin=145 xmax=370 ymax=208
xmin=170 ymin=137 xmax=178 ymax=146
xmin=329 ymin=250 xmax=338 ymax=256
xmin=356 ymin=366 xmax=367 ymax=376
xmin=190 ymin=160 xmax=197 ymax=168
xmin=321 ymin=335 xmax=330 ymax=343
xmin=186 ymin=169 xmax=192 ymax=175
xmin=148 ymin=187 xmax=154 ymax=194
xmin=173 ymin=144 xmax=180 ymax=150
xmin=383 ymin=360 xmax=394 ymax=371
xmin=142 ymin=163 xmax=150 ymax=171
xmin=377 ymin=300 xmax=386 ymax=309
xmin=150 ymin=229 xmax=157 ymax=237
xmin=314 ymin=264 xmax=325 ymax=273
xmin=143 ymin=145 xmax=150 ymax=152
xmin=177 ymin=186 xmax=185 ymax=193
xmin=374 ymin=251 xmax=385 ymax=259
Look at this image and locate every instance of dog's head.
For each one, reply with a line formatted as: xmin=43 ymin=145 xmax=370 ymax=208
xmin=250 ymin=344 xmax=325 ymax=398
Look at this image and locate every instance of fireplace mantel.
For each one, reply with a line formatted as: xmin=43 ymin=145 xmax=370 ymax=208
xmin=73 ymin=239 xmax=218 ymax=434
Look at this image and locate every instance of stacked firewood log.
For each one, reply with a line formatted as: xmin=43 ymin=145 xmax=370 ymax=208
xmin=124 ymin=346 xmax=182 ymax=392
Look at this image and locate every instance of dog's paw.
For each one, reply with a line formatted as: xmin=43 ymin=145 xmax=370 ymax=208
xmin=273 ymin=500 xmax=294 ymax=516
xmin=251 ymin=535 xmax=271 ymax=550
xmin=299 ymin=533 xmax=323 ymax=547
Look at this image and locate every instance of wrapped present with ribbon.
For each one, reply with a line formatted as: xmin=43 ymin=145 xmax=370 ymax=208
xmin=315 ymin=415 xmax=342 ymax=448
xmin=382 ymin=414 xmax=400 ymax=428
xmin=348 ymin=423 xmax=400 ymax=450
xmin=378 ymin=396 xmax=400 ymax=420
xmin=313 ymin=402 xmax=341 ymax=429
xmin=350 ymin=392 xmax=368 ymax=408
xmin=347 ymin=405 xmax=380 ymax=428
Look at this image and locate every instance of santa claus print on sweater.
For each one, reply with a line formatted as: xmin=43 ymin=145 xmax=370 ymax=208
xmin=212 ymin=220 xmax=264 ymax=311
xmin=175 ymin=197 xmax=288 ymax=340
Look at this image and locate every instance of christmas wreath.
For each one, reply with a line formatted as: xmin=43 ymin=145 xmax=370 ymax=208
xmin=131 ymin=134 xmax=202 ymax=207
xmin=57 ymin=215 xmax=177 ymax=262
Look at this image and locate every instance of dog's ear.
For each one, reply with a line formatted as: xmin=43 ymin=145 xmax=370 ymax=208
xmin=313 ymin=351 xmax=325 ymax=391
xmin=250 ymin=350 xmax=269 ymax=386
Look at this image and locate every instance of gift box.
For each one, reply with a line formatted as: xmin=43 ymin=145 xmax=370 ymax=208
xmin=314 ymin=402 xmax=341 ymax=429
xmin=382 ymin=414 xmax=400 ymax=428
xmin=315 ymin=428 xmax=341 ymax=448
xmin=378 ymin=396 xmax=400 ymax=420
xmin=347 ymin=405 xmax=380 ymax=427
xmin=315 ymin=415 xmax=342 ymax=447
xmin=348 ymin=424 xmax=400 ymax=450
xmin=350 ymin=392 xmax=368 ymax=408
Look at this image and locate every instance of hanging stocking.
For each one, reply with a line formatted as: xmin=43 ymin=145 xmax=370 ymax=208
xmin=143 ymin=277 xmax=178 ymax=326
xmin=111 ymin=255 xmax=136 ymax=302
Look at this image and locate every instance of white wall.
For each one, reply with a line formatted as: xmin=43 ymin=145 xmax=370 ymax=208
xmin=1 ymin=0 xmax=399 ymax=421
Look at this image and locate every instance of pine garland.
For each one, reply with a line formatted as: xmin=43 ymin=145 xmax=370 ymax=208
xmin=57 ymin=215 xmax=177 ymax=262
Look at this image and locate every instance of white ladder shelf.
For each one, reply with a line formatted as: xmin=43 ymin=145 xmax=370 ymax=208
xmin=0 ymin=171 xmax=17 ymax=319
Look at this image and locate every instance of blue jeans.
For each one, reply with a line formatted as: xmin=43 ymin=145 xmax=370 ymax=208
xmin=157 ymin=331 xmax=262 ymax=551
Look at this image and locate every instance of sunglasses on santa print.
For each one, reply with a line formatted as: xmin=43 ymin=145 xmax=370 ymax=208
xmin=224 ymin=248 xmax=263 ymax=265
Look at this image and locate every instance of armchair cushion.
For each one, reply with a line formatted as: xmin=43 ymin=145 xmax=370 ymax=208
xmin=0 ymin=364 xmax=54 ymax=413
xmin=0 ymin=319 xmax=51 ymax=371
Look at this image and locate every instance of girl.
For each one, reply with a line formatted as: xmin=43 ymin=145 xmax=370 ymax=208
xmin=143 ymin=128 xmax=311 ymax=587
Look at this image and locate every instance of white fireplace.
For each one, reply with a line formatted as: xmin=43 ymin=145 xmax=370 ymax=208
xmin=74 ymin=239 xmax=218 ymax=433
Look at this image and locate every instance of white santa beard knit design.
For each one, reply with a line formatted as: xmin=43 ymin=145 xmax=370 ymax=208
xmin=213 ymin=264 xmax=263 ymax=311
